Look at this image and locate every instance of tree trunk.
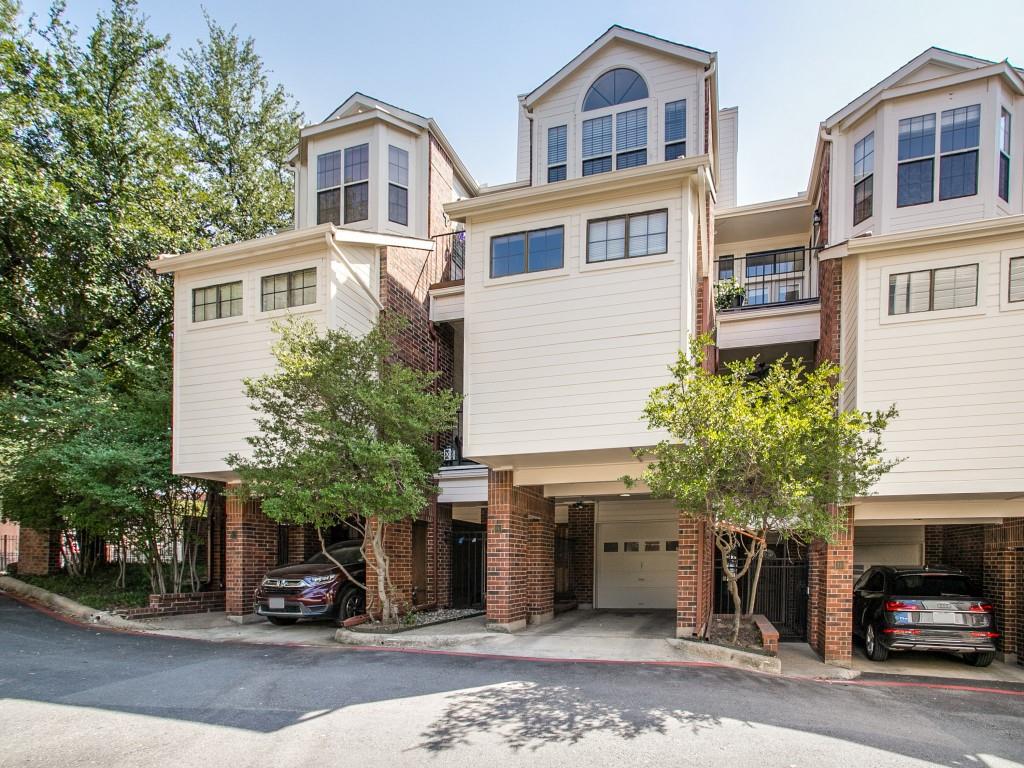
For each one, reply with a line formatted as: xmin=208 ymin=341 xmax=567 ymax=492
xmin=745 ymin=543 xmax=767 ymax=616
xmin=372 ymin=522 xmax=395 ymax=624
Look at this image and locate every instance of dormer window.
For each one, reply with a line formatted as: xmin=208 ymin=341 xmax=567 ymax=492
xmin=664 ymin=100 xmax=686 ymax=160
xmin=582 ymin=68 xmax=648 ymax=111
xmin=316 ymin=151 xmax=341 ymax=225
xmin=344 ymin=144 xmax=369 ymax=223
xmin=388 ymin=145 xmax=409 ymax=225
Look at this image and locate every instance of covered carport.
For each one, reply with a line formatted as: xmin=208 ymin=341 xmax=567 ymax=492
xmin=853 ymin=500 xmax=1024 ymax=670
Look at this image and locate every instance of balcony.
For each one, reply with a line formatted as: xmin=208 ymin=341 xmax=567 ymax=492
xmin=714 ymin=247 xmax=822 ymax=352
xmin=714 ymin=247 xmax=820 ymax=313
xmin=435 ymin=230 xmax=465 ymax=284
xmin=441 ymin=407 xmax=476 ymax=467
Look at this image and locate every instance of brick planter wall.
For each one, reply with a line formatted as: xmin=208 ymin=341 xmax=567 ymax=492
xmin=118 ymin=591 xmax=226 ymax=620
xmin=17 ymin=528 xmax=61 ymax=576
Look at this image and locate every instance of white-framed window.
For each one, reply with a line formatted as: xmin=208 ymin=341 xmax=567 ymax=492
xmin=316 ymin=151 xmax=341 ymax=225
xmin=939 ymin=104 xmax=980 ymax=201
xmin=490 ymin=226 xmax=564 ymax=278
xmin=581 ymin=108 xmax=648 ymax=176
xmin=888 ymin=263 xmax=978 ymax=315
xmin=586 ymin=209 xmax=667 ymax=263
xmin=897 ymin=114 xmax=935 ymax=207
xmin=582 ymin=115 xmax=613 ymax=176
xmin=388 ymin=145 xmax=408 ymax=226
xmin=664 ymin=100 xmax=686 ymax=160
xmin=547 ymin=125 xmax=567 ymax=183
xmin=999 ymin=108 xmax=1011 ymax=203
xmin=343 ymin=143 xmax=369 ymax=223
xmin=853 ymin=132 xmax=874 ymax=225
xmin=192 ymin=281 xmax=242 ymax=322
xmin=261 ymin=268 xmax=316 ymax=311
xmin=1009 ymin=255 xmax=1024 ymax=303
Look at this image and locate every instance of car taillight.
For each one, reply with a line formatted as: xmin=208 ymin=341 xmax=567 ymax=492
xmin=968 ymin=602 xmax=994 ymax=613
xmin=885 ymin=600 xmax=922 ymax=611
xmin=970 ymin=631 xmax=1000 ymax=638
xmin=882 ymin=628 xmax=921 ymax=635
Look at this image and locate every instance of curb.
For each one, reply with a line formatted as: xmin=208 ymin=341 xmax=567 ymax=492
xmin=0 ymin=575 xmax=147 ymax=631
xmin=335 ymin=627 xmax=495 ymax=648
xmin=666 ymin=637 xmax=782 ymax=675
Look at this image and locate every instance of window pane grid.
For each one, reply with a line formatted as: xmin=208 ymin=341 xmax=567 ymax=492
xmin=939 ymin=150 xmax=978 ymax=200
xmin=261 ymin=268 xmax=316 ymax=311
xmin=548 ymin=125 xmax=567 ymax=165
xmin=388 ymin=145 xmax=408 ymax=186
xmin=616 ymin=108 xmax=647 ymax=151
xmin=317 ymin=151 xmax=341 ymax=190
xmin=665 ymin=100 xmax=686 ymax=143
xmin=344 ymin=182 xmax=368 ymax=223
xmin=897 ymin=158 xmax=934 ymax=207
xmin=548 ymin=165 xmax=567 ymax=183
xmin=898 ymin=114 xmax=935 ymax=161
xmin=940 ymin=105 xmax=980 ymax=153
xmin=586 ymin=210 xmax=668 ymax=263
xmin=388 ymin=184 xmax=408 ymax=225
xmin=665 ymin=142 xmax=686 ymax=161
xmin=193 ymin=281 xmax=242 ymax=322
xmin=344 ymin=144 xmax=369 ymax=183
xmin=1009 ymin=256 xmax=1024 ymax=303
xmin=490 ymin=227 xmax=563 ymax=277
xmin=582 ymin=116 xmax=612 ymax=158
xmin=582 ymin=68 xmax=648 ymax=112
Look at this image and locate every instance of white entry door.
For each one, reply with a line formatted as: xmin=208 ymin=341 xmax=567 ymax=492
xmin=596 ymin=521 xmax=677 ymax=609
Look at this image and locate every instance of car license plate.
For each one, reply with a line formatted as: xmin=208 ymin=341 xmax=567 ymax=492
xmin=268 ymin=597 xmax=285 ymax=610
xmin=893 ymin=612 xmax=912 ymax=624
xmin=932 ymin=611 xmax=956 ymax=624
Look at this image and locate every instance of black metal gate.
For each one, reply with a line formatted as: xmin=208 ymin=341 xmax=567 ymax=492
xmin=451 ymin=527 xmax=486 ymax=609
xmin=714 ymin=555 xmax=808 ymax=641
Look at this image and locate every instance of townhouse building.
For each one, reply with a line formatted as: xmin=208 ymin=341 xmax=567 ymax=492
xmin=18 ymin=26 xmax=1024 ymax=667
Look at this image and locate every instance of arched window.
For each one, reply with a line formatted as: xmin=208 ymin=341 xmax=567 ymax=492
xmin=582 ymin=68 xmax=648 ymax=111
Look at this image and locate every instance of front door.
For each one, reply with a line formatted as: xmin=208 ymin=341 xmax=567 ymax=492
xmin=596 ymin=521 xmax=677 ymax=609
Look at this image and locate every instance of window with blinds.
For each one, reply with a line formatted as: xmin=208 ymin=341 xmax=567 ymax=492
xmin=547 ymin=125 xmax=567 ymax=182
xmin=888 ymin=264 xmax=978 ymax=315
xmin=1009 ymin=256 xmax=1024 ymax=303
xmin=586 ymin=210 xmax=667 ymax=263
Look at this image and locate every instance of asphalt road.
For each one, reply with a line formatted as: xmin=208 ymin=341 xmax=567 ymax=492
xmin=1 ymin=594 xmax=1022 ymax=768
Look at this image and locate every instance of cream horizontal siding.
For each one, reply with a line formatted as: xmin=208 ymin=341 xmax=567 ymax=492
xmin=717 ymin=307 xmax=819 ymax=349
xmin=173 ymin=244 xmax=378 ymax=478
xmin=856 ymin=240 xmax=1024 ymax=496
xmin=463 ymin=187 xmax=693 ymax=459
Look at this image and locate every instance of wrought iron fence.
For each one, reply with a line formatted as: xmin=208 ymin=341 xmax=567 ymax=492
xmin=435 ymin=230 xmax=465 ymax=283
xmin=714 ymin=246 xmax=821 ymax=311
xmin=450 ymin=527 xmax=485 ymax=608
xmin=0 ymin=535 xmax=17 ymax=572
xmin=713 ymin=555 xmax=809 ymax=642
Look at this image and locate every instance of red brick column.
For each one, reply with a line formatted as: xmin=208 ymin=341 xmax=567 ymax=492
xmin=526 ymin=490 xmax=555 ymax=625
xmin=486 ymin=470 xmax=528 ymax=631
xmin=430 ymin=502 xmax=453 ymax=609
xmin=17 ymin=527 xmax=61 ymax=576
xmin=984 ymin=520 xmax=1022 ymax=660
xmin=807 ymin=506 xmax=854 ymax=665
xmin=676 ymin=515 xmax=713 ymax=637
xmin=568 ymin=503 xmax=594 ymax=606
xmin=364 ymin=517 xmax=414 ymax=620
xmin=225 ymin=495 xmax=278 ymax=620
xmin=923 ymin=525 xmax=944 ymax=566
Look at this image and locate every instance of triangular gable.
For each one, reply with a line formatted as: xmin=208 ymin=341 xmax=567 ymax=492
xmin=323 ymin=92 xmax=428 ymax=129
xmin=523 ymin=25 xmax=713 ymax=108
xmin=825 ymin=48 xmax=1002 ymax=129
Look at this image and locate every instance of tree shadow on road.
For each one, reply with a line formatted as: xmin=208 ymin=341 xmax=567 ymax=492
xmin=417 ymin=679 xmax=723 ymax=752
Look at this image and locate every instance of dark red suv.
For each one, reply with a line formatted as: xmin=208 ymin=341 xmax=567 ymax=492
xmin=254 ymin=540 xmax=366 ymax=626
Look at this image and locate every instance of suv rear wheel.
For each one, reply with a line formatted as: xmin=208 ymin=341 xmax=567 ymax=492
xmin=966 ymin=651 xmax=995 ymax=667
xmin=865 ymin=624 xmax=889 ymax=662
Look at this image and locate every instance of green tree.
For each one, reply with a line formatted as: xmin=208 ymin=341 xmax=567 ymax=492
xmin=626 ymin=336 xmax=900 ymax=643
xmin=228 ymin=317 xmax=461 ymax=624
xmin=0 ymin=0 xmax=200 ymax=387
xmin=0 ymin=351 xmax=195 ymax=589
xmin=172 ymin=14 xmax=301 ymax=244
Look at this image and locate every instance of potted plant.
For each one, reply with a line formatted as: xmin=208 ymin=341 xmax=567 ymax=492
xmin=715 ymin=278 xmax=745 ymax=311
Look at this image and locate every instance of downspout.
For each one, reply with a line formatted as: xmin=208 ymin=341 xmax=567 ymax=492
xmin=324 ymin=230 xmax=385 ymax=311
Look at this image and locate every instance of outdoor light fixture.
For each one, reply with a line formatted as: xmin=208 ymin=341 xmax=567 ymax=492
xmin=812 ymin=208 xmax=822 ymax=227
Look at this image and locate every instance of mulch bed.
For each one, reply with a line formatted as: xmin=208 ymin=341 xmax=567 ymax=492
xmin=348 ymin=607 xmax=483 ymax=634
xmin=706 ymin=614 xmax=767 ymax=654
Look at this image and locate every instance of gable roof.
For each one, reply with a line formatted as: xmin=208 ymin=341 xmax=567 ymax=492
xmin=824 ymin=47 xmax=1024 ymax=130
xmin=523 ymin=25 xmax=714 ymax=109
xmin=289 ymin=92 xmax=478 ymax=195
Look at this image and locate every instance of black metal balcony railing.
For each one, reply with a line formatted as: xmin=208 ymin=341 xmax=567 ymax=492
xmin=442 ymin=407 xmax=477 ymax=467
xmin=713 ymin=247 xmax=821 ymax=312
xmin=435 ymin=230 xmax=465 ymax=283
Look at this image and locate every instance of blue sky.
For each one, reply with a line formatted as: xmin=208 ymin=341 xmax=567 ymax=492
xmin=18 ymin=0 xmax=1024 ymax=205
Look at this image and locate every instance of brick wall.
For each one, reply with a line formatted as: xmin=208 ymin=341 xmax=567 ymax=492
xmin=941 ymin=525 xmax=985 ymax=586
xmin=225 ymin=495 xmax=278 ymax=617
xmin=118 ymin=591 xmax=225 ymax=620
xmin=568 ymin=503 xmax=594 ymax=604
xmin=808 ymin=506 xmax=853 ymax=664
xmin=364 ymin=517 xmax=414 ymax=619
xmin=984 ymin=521 xmax=1022 ymax=659
xmin=486 ymin=471 xmax=554 ymax=630
xmin=17 ymin=527 xmax=60 ymax=576
xmin=428 ymin=134 xmax=458 ymax=239
xmin=817 ymin=257 xmax=842 ymax=367
xmin=676 ymin=516 xmax=713 ymax=637
xmin=923 ymin=525 xmax=944 ymax=566
xmin=430 ymin=502 xmax=453 ymax=609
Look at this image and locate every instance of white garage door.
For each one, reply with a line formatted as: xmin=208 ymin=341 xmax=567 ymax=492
xmin=596 ymin=521 xmax=677 ymax=609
